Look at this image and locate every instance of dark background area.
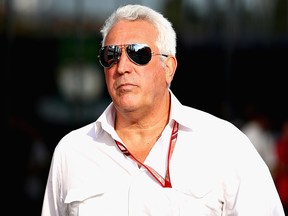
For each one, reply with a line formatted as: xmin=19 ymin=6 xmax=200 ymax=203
xmin=2 ymin=0 xmax=288 ymax=215
xmin=173 ymin=37 xmax=288 ymax=129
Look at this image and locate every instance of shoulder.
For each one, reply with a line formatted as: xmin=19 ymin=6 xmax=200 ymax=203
xmin=179 ymin=104 xmax=240 ymax=133
xmin=170 ymin=90 xmax=238 ymax=133
xmin=175 ymin=103 xmax=255 ymax=158
xmin=54 ymin=121 xmax=97 ymax=153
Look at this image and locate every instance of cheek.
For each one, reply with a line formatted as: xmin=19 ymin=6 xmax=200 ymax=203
xmin=153 ymin=66 xmax=166 ymax=83
xmin=145 ymin=70 xmax=165 ymax=91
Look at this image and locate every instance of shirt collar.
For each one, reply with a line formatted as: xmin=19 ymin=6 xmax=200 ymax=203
xmin=95 ymin=89 xmax=193 ymax=137
xmin=169 ymin=89 xmax=194 ymax=130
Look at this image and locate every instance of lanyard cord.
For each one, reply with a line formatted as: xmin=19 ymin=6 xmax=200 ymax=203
xmin=115 ymin=121 xmax=179 ymax=188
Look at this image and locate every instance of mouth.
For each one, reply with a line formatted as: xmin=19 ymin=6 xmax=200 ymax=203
xmin=117 ymin=81 xmax=135 ymax=87
xmin=116 ymin=83 xmax=135 ymax=91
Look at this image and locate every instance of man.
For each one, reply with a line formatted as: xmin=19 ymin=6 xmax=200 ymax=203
xmin=41 ymin=4 xmax=285 ymax=215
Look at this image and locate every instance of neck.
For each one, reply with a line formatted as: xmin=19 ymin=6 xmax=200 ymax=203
xmin=114 ymin=114 xmax=169 ymax=163
xmin=114 ymin=92 xmax=171 ymax=134
xmin=114 ymin=92 xmax=171 ymax=162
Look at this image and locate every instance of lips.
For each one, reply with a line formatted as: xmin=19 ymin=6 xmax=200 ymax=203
xmin=114 ymin=76 xmax=138 ymax=91
xmin=116 ymin=79 xmax=136 ymax=88
xmin=117 ymin=83 xmax=135 ymax=91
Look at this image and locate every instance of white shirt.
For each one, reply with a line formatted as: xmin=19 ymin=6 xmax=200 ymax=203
xmin=41 ymin=90 xmax=285 ymax=216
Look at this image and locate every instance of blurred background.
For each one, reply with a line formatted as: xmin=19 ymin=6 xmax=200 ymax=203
xmin=3 ymin=0 xmax=288 ymax=214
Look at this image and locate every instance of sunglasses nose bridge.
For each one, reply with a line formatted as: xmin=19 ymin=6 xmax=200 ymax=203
xmin=117 ymin=45 xmax=132 ymax=64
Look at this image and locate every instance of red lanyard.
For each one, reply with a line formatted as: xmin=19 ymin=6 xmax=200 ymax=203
xmin=115 ymin=121 xmax=179 ymax=188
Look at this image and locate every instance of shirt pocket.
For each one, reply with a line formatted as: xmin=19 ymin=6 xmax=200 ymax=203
xmin=173 ymin=179 xmax=213 ymax=198
xmin=172 ymin=184 xmax=223 ymax=216
xmin=64 ymin=187 xmax=106 ymax=216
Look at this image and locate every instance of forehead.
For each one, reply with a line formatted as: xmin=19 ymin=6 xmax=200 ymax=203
xmin=104 ymin=20 xmax=158 ymax=46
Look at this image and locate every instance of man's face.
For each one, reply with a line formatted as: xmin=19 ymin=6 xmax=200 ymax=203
xmin=103 ymin=20 xmax=168 ymax=114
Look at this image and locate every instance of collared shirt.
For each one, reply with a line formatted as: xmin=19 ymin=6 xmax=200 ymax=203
xmin=41 ymin=90 xmax=285 ymax=216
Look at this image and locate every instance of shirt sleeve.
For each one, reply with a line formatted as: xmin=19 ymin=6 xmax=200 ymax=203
xmin=224 ymin=133 xmax=285 ymax=216
xmin=41 ymin=146 xmax=66 ymax=216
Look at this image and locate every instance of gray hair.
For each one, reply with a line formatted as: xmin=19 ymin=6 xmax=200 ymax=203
xmin=100 ymin=4 xmax=177 ymax=56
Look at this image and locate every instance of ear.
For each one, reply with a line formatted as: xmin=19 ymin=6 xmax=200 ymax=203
xmin=165 ymin=56 xmax=177 ymax=86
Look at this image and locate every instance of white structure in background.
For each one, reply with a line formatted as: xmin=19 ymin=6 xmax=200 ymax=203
xmin=12 ymin=0 xmax=167 ymax=20
xmin=241 ymin=119 xmax=278 ymax=172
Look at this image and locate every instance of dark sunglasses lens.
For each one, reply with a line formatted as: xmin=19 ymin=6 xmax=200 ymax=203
xmin=127 ymin=44 xmax=152 ymax=65
xmin=99 ymin=46 xmax=120 ymax=67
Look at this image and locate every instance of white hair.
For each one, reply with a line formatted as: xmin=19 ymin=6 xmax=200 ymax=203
xmin=100 ymin=4 xmax=177 ymax=56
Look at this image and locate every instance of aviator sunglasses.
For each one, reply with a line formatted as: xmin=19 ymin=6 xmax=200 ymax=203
xmin=98 ymin=43 xmax=168 ymax=68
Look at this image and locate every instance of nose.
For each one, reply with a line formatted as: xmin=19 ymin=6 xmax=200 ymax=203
xmin=117 ymin=47 xmax=132 ymax=74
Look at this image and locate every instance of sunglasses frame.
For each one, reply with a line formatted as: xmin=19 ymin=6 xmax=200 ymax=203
xmin=98 ymin=43 xmax=168 ymax=68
